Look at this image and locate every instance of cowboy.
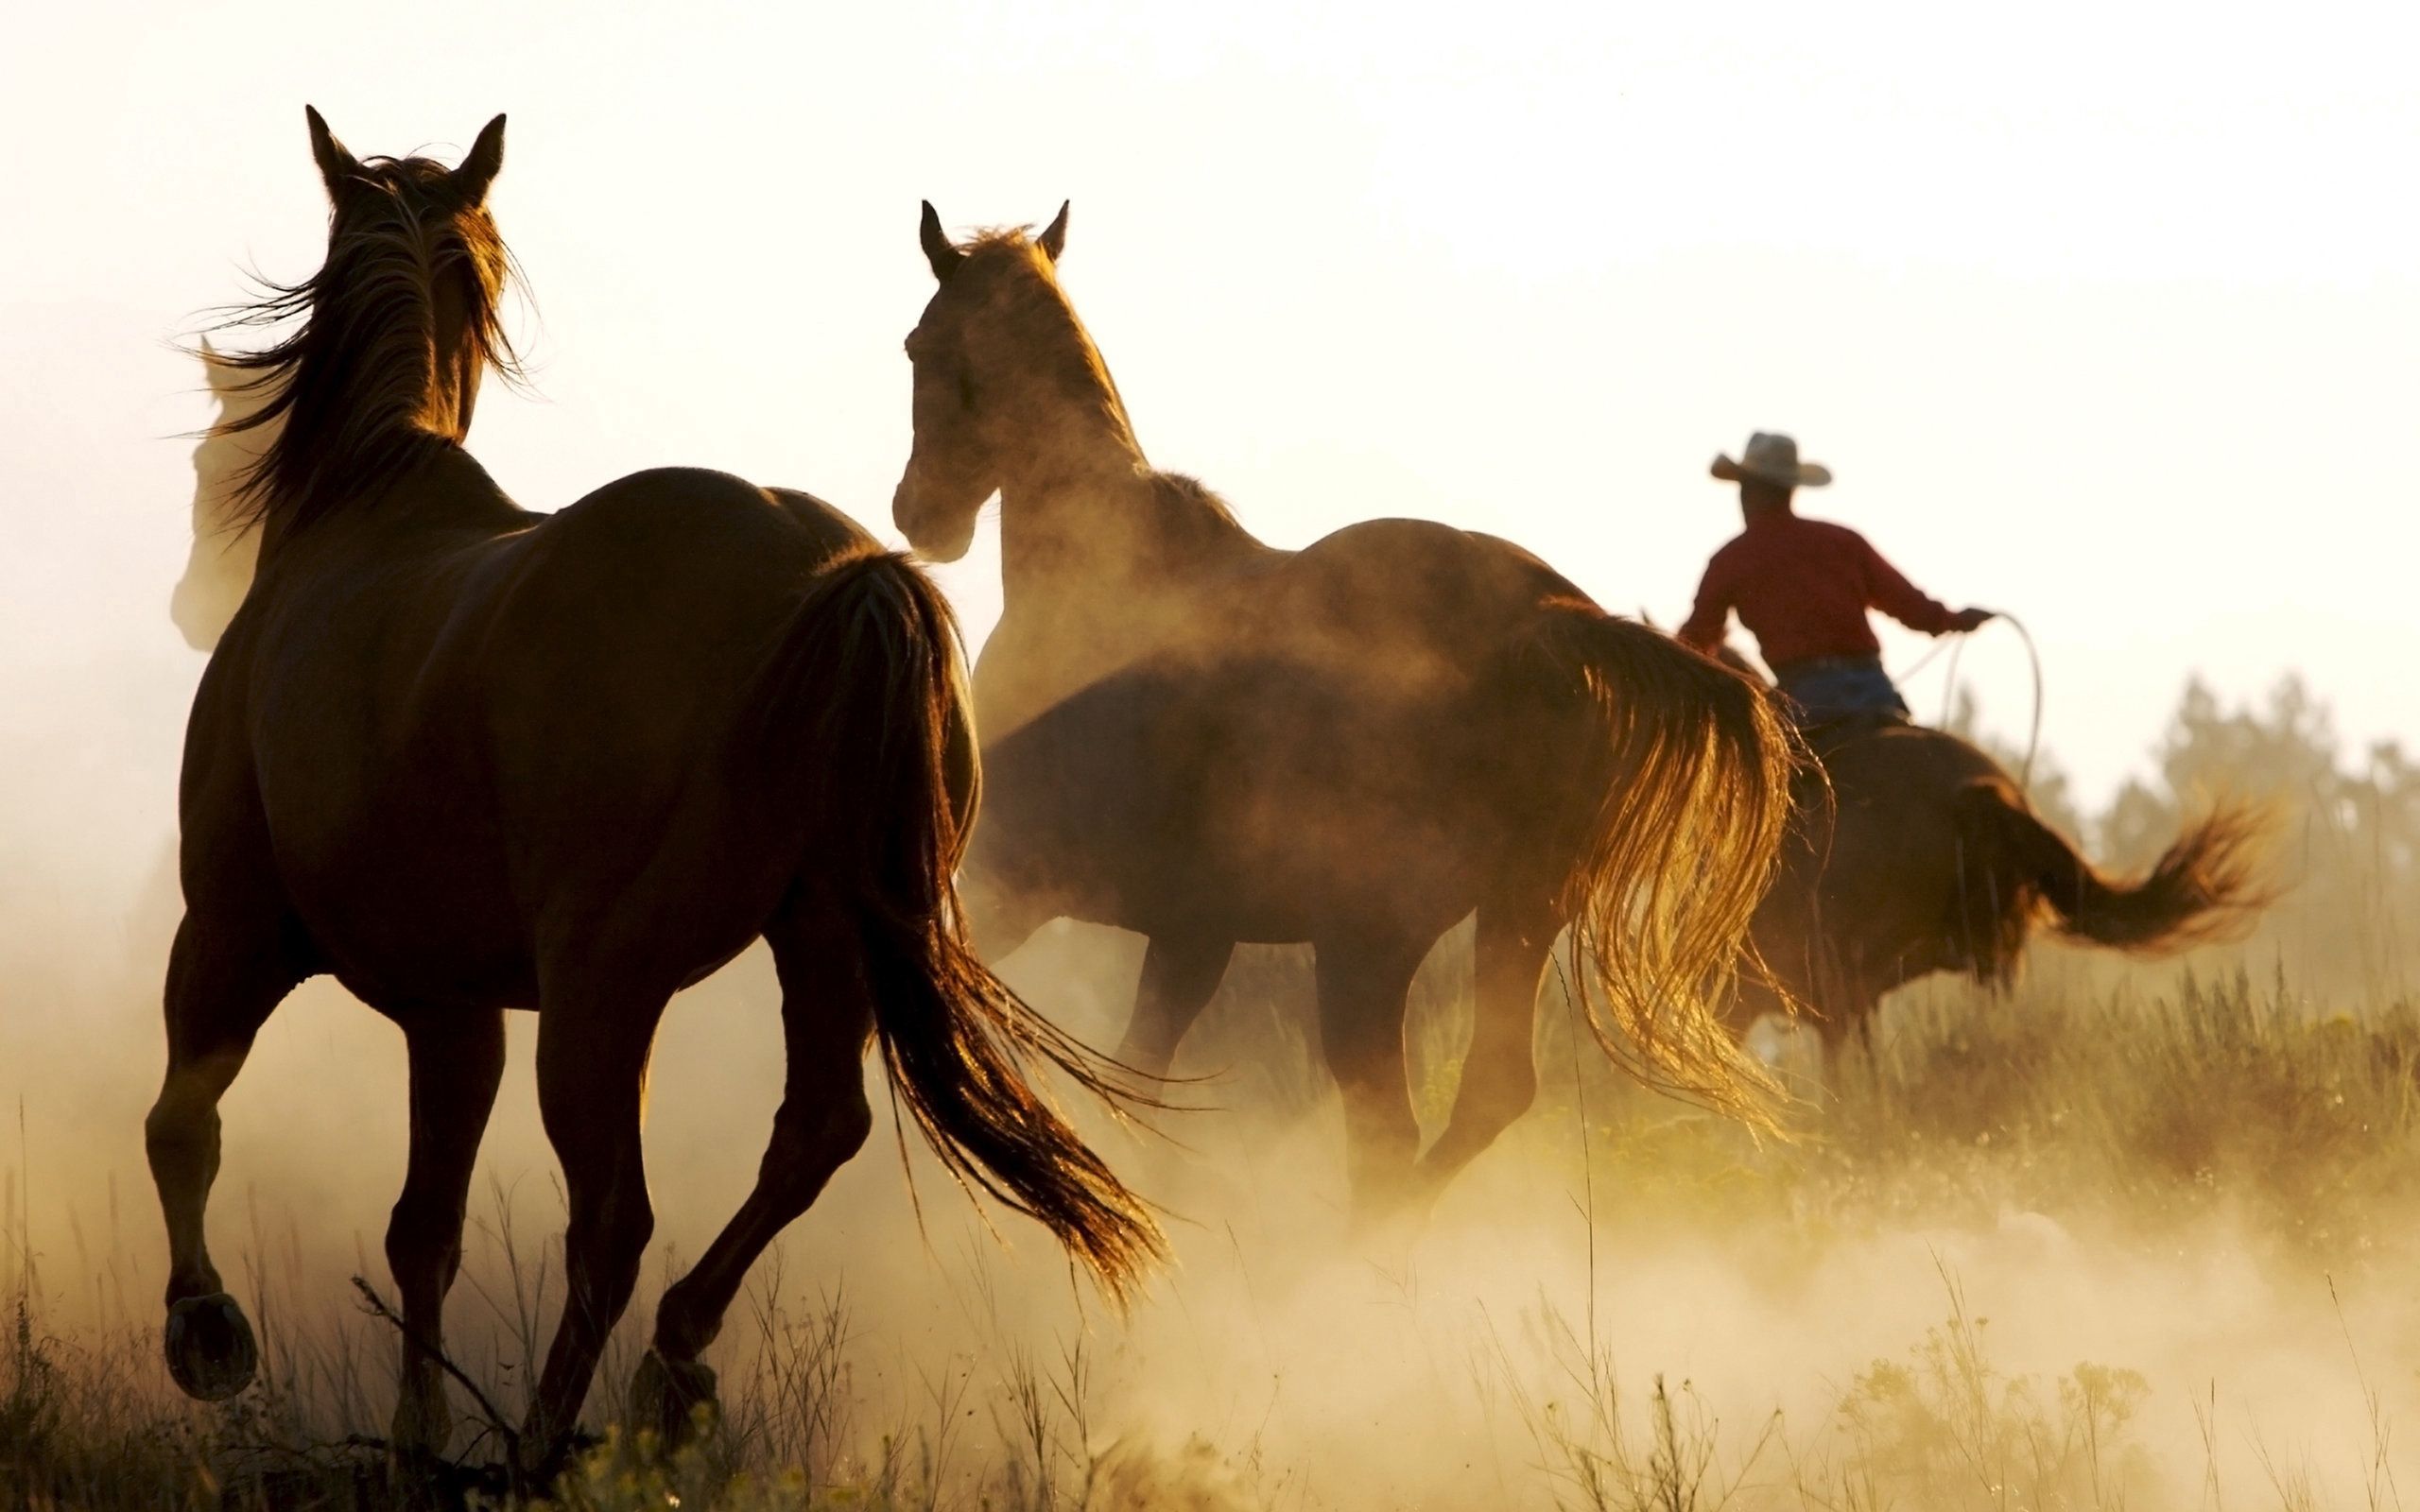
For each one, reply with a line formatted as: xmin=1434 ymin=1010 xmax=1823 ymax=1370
xmin=1679 ymin=432 xmax=1992 ymax=723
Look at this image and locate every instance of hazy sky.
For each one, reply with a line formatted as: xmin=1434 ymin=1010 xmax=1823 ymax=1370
xmin=7 ymin=0 xmax=2417 ymax=915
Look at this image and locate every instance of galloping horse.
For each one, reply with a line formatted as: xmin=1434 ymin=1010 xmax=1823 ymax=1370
xmin=148 ymin=113 xmax=1159 ymax=1471
xmin=890 ymin=205 xmax=1802 ymax=1221
xmin=1735 ymin=716 xmax=2266 ymax=1051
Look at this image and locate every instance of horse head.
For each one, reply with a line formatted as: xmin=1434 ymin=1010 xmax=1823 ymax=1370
xmin=300 ymin=107 xmax=511 ymax=444
xmin=894 ymin=199 xmax=1120 ymax=564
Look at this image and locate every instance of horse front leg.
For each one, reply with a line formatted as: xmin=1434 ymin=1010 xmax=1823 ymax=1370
xmin=146 ymin=910 xmax=305 ymax=1401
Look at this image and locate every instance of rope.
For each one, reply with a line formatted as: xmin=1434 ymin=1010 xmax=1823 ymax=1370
xmin=1898 ymin=611 xmax=2047 ymax=797
xmin=1934 ymin=629 xmax=1967 ymax=730
xmin=1892 ymin=631 xmax=1958 ymax=686
xmin=2004 ymin=610 xmax=2046 ymax=794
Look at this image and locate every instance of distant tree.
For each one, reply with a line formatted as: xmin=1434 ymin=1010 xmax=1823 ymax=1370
xmin=2100 ymin=675 xmax=2415 ymax=1001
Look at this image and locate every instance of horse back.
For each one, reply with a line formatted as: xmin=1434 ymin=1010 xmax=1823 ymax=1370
xmin=971 ymin=524 xmax=1615 ymax=941
xmin=1277 ymin=517 xmax=1591 ymax=653
xmin=977 ymin=515 xmax=1577 ymax=743
xmin=1153 ymin=517 xmax=1594 ymax=712
xmin=207 ymin=466 xmax=883 ymax=1000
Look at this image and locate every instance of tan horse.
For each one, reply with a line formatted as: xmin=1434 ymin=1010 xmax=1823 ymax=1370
xmin=150 ymin=113 xmax=1158 ymax=1475
xmin=1735 ymin=717 xmax=2267 ymax=1051
xmin=890 ymin=205 xmax=1802 ymax=1221
xmin=170 ymin=340 xmax=270 ymax=651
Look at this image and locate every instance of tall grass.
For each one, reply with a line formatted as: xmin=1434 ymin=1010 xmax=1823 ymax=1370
xmin=7 ymin=961 xmax=2419 ymax=1509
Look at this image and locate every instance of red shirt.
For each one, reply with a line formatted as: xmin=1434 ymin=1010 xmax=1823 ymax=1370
xmin=1679 ymin=512 xmax=1956 ymax=667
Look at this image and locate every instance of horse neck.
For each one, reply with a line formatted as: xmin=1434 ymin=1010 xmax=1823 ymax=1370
xmin=994 ymin=390 xmax=1260 ymax=613
xmin=998 ymin=448 xmax=1147 ymax=593
xmin=256 ymin=442 xmax=513 ymax=567
xmin=244 ymin=228 xmax=503 ymax=566
xmin=254 ymin=333 xmax=504 ymax=568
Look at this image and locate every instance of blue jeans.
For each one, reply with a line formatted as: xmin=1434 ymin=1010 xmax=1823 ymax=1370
xmin=1774 ymin=655 xmax=1910 ymax=725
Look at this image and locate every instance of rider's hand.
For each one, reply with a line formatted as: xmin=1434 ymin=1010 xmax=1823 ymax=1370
xmin=1950 ymin=607 xmax=1996 ymax=633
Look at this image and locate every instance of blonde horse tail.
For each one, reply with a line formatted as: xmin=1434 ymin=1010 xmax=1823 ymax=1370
xmin=754 ymin=550 xmax=1166 ymax=1301
xmin=1544 ymin=612 xmax=1805 ymax=1131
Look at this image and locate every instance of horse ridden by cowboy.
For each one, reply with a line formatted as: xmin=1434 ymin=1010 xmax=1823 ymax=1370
xmin=1679 ymin=432 xmax=1992 ymax=725
xmin=1670 ymin=431 xmax=2265 ymax=1057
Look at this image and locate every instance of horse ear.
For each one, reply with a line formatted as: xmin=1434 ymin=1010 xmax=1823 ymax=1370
xmin=920 ymin=201 xmax=964 ymax=282
xmin=454 ymin=113 xmax=507 ymax=205
xmin=304 ymin=105 xmax=357 ymax=200
xmin=1036 ymin=200 xmax=1070 ymax=263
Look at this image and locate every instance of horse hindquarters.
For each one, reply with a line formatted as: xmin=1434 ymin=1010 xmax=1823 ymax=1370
xmin=743 ymin=552 xmax=1165 ymax=1295
xmin=1533 ymin=613 xmax=1798 ymax=1123
xmin=1340 ymin=617 xmax=1799 ymax=1212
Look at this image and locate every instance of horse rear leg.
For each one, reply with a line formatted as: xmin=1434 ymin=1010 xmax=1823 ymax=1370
xmin=1413 ymin=900 xmax=1555 ymax=1204
xmin=959 ymin=867 xmax=1050 ymax=961
xmin=640 ymin=905 xmax=874 ymax=1444
xmin=1115 ymin=934 xmax=1236 ymax=1079
xmin=145 ymin=910 xmax=305 ymax=1400
xmin=1313 ymin=931 xmax=1429 ymax=1228
xmin=521 ymin=973 xmax=671 ymax=1474
xmin=384 ymin=1009 xmax=508 ymax=1455
xmin=1813 ymin=980 xmax=1880 ymax=1084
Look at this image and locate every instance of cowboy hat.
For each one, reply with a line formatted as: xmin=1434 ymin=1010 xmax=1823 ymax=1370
xmin=1711 ymin=432 xmax=1831 ymax=488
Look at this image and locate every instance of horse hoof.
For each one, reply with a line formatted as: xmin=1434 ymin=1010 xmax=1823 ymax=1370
xmin=511 ymin=1433 xmax=565 ymax=1497
xmin=164 ymin=1292 xmax=258 ymax=1401
xmin=631 ymin=1349 xmax=719 ymax=1448
xmin=389 ymin=1389 xmax=456 ymax=1459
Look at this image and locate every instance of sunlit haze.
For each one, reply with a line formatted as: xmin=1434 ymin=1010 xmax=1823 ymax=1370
xmin=9 ymin=8 xmax=2420 ymax=1505
xmin=10 ymin=2 xmax=2419 ymax=915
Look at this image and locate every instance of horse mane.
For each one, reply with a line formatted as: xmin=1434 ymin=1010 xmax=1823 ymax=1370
xmin=201 ymin=154 xmax=520 ymax=540
xmin=1145 ymin=471 xmax=1262 ymax=561
xmin=957 ymin=230 xmax=1145 ymax=453
xmin=957 ymin=230 xmax=1265 ymax=558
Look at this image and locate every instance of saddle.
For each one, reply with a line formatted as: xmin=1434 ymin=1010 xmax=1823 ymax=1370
xmin=1794 ymin=707 xmax=1910 ymax=765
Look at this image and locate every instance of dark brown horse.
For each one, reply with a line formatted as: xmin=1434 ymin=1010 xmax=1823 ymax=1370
xmin=147 ymin=112 xmax=1159 ymax=1473
xmin=890 ymin=205 xmax=1802 ymax=1222
xmin=1734 ymin=716 xmax=2267 ymax=1051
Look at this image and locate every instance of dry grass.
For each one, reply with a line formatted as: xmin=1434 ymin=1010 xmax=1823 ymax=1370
xmin=6 ymin=959 xmax=2419 ymax=1509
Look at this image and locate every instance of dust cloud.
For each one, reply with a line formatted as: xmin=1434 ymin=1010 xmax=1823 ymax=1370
xmin=8 ymin=849 xmax=2419 ymax=1510
xmin=7 ymin=371 xmax=2419 ymax=1509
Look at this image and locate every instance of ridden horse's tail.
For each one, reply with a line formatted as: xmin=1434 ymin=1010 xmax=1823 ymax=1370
xmin=756 ymin=550 xmax=1166 ymax=1301
xmin=1953 ymin=782 xmax=2268 ymax=971
xmin=1545 ymin=613 xmax=1804 ymax=1130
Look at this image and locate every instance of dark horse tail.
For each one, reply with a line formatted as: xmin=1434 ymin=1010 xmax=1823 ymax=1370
xmin=1953 ymin=782 xmax=2268 ymax=974
xmin=1542 ymin=612 xmax=1803 ymax=1129
xmin=753 ymin=549 xmax=1165 ymax=1301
